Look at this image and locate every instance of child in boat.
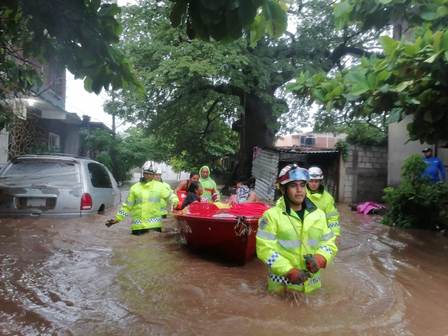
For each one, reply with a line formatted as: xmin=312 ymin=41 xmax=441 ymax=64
xmin=230 ymin=176 xmax=259 ymax=204
xmin=181 ymin=181 xmax=203 ymax=209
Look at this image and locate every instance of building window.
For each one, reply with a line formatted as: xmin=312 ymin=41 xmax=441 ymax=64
xmin=48 ymin=132 xmax=60 ymax=152
xmin=300 ymin=136 xmax=315 ymax=146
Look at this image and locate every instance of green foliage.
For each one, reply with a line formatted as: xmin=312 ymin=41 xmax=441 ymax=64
xmin=169 ymin=0 xmax=287 ymax=44
xmin=290 ymin=0 xmax=448 ymax=145
xmin=111 ymin=0 xmax=370 ymax=174
xmin=0 ymin=0 xmax=140 ymax=125
xmin=345 ymin=122 xmax=387 ymax=146
xmin=81 ymin=128 xmax=161 ymax=182
xmin=335 ymin=140 xmax=348 ymax=160
xmin=383 ymin=154 xmax=448 ymax=230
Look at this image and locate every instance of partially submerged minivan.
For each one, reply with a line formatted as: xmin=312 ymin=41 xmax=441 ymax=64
xmin=0 ymin=155 xmax=121 ymax=216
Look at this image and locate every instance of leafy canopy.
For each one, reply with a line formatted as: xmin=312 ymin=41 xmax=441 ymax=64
xmin=110 ymin=0 xmax=365 ymax=173
xmin=0 ymin=0 xmax=140 ymax=125
xmin=169 ymin=0 xmax=287 ymax=44
xmin=289 ymin=0 xmax=448 ymax=144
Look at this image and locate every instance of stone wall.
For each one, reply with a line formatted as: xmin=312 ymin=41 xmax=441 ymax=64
xmin=339 ymin=145 xmax=388 ymax=204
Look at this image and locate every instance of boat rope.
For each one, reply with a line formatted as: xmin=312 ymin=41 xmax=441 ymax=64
xmin=234 ymin=216 xmax=252 ymax=237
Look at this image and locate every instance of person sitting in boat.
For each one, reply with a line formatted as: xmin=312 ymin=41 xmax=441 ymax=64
xmin=256 ymin=164 xmax=337 ymax=294
xmin=230 ymin=176 xmax=259 ymax=204
xmin=181 ymin=181 xmax=203 ymax=210
xmin=175 ymin=172 xmax=200 ymax=193
xmin=199 ymin=165 xmax=220 ymax=202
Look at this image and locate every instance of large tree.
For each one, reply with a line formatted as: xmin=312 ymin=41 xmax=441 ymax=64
xmin=109 ymin=0 xmax=372 ymax=177
xmin=289 ymin=0 xmax=448 ymax=144
xmin=0 ymin=0 xmax=139 ymax=127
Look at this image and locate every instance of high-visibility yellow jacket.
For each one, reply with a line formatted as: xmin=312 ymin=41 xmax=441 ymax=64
xmin=256 ymin=197 xmax=337 ymax=293
xmin=115 ymin=180 xmax=178 ymax=231
xmin=306 ymin=186 xmax=340 ymax=237
xmin=159 ymin=181 xmax=173 ymax=216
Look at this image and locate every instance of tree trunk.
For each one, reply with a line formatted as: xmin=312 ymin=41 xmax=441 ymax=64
xmin=237 ymin=93 xmax=276 ymax=178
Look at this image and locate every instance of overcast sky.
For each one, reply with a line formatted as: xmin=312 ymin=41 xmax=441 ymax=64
xmin=65 ymin=0 xmax=133 ymax=129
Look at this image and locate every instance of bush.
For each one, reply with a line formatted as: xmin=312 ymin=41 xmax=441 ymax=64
xmin=382 ymin=155 xmax=448 ymax=230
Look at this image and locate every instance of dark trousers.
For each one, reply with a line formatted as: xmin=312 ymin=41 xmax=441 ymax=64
xmin=131 ymin=227 xmax=162 ymax=235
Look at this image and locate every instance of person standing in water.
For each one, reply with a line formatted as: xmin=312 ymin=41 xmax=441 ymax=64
xmin=256 ymin=164 xmax=337 ymax=294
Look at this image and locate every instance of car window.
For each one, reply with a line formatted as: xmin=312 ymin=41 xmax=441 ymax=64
xmin=88 ymin=163 xmax=112 ymax=188
xmin=1 ymin=160 xmax=80 ymax=186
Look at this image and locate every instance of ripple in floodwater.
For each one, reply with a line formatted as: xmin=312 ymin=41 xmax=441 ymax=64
xmin=0 ymin=206 xmax=447 ymax=336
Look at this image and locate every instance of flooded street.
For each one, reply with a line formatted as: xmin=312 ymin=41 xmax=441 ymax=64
xmin=1 ymin=205 xmax=448 ymax=336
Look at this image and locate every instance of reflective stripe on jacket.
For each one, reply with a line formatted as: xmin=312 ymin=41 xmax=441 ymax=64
xmin=115 ymin=180 xmax=179 ymax=231
xmin=306 ymin=187 xmax=340 ymax=237
xmin=256 ymin=197 xmax=338 ymax=293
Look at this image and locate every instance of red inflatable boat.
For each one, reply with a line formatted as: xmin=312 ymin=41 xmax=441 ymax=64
xmin=175 ymin=202 xmax=269 ymax=265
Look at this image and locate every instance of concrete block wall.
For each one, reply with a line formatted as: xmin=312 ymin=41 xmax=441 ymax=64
xmin=339 ymin=145 xmax=388 ymax=203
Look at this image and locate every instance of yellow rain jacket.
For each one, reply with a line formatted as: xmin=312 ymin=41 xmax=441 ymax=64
xmin=306 ymin=186 xmax=340 ymax=237
xmin=257 ymin=197 xmax=337 ymax=293
xmin=159 ymin=181 xmax=174 ymax=216
xmin=115 ymin=180 xmax=178 ymax=231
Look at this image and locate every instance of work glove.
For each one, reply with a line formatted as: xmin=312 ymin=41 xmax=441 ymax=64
xmin=286 ymin=268 xmax=310 ymax=285
xmin=105 ymin=218 xmax=118 ymax=227
xmin=304 ymin=254 xmax=327 ymax=274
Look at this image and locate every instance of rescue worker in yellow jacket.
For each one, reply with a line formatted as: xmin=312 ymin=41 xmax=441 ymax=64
xmin=306 ymin=166 xmax=341 ymax=238
xmin=105 ymin=167 xmax=178 ymax=235
xmin=256 ymin=164 xmax=338 ymax=294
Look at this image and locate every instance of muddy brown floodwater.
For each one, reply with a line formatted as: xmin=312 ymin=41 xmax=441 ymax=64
xmin=0 ymin=205 xmax=448 ymax=336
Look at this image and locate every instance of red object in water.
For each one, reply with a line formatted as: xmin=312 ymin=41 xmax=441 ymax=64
xmin=175 ymin=202 xmax=269 ymax=265
xmin=176 ymin=191 xmax=187 ymax=210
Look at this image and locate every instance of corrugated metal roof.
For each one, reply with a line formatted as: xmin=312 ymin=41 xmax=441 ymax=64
xmin=274 ymin=146 xmax=339 ymax=154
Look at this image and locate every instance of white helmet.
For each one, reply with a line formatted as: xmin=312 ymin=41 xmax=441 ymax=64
xmin=278 ymin=164 xmax=309 ymax=185
xmin=155 ymin=168 xmax=163 ymax=175
xmin=308 ymin=166 xmax=323 ymax=180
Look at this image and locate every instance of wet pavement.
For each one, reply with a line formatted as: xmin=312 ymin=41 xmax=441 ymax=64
xmin=0 ymin=205 xmax=448 ymax=335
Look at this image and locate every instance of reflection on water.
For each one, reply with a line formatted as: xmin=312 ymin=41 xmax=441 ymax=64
xmin=0 ymin=206 xmax=448 ymax=335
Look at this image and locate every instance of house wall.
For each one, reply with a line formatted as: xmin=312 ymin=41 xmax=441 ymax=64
xmin=275 ymin=133 xmax=346 ymax=149
xmin=388 ymin=115 xmax=430 ymax=186
xmin=339 ymin=145 xmax=388 ymax=204
xmin=36 ymin=119 xmax=80 ymax=154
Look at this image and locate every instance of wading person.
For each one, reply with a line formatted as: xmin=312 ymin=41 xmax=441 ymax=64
xmin=306 ymin=166 xmax=341 ymax=239
xmin=256 ymin=164 xmax=337 ymax=294
xmin=421 ymin=147 xmax=446 ymax=183
xmin=105 ymin=167 xmax=178 ymax=235
xmin=199 ymin=165 xmax=219 ymax=202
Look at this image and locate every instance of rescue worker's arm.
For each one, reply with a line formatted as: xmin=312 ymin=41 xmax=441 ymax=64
xmin=314 ymin=216 xmax=338 ymax=267
xmin=161 ymin=186 xmax=179 ymax=210
xmin=114 ymin=187 xmax=137 ymax=223
xmin=256 ymin=212 xmax=294 ymax=276
xmin=325 ymin=194 xmax=341 ymax=237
